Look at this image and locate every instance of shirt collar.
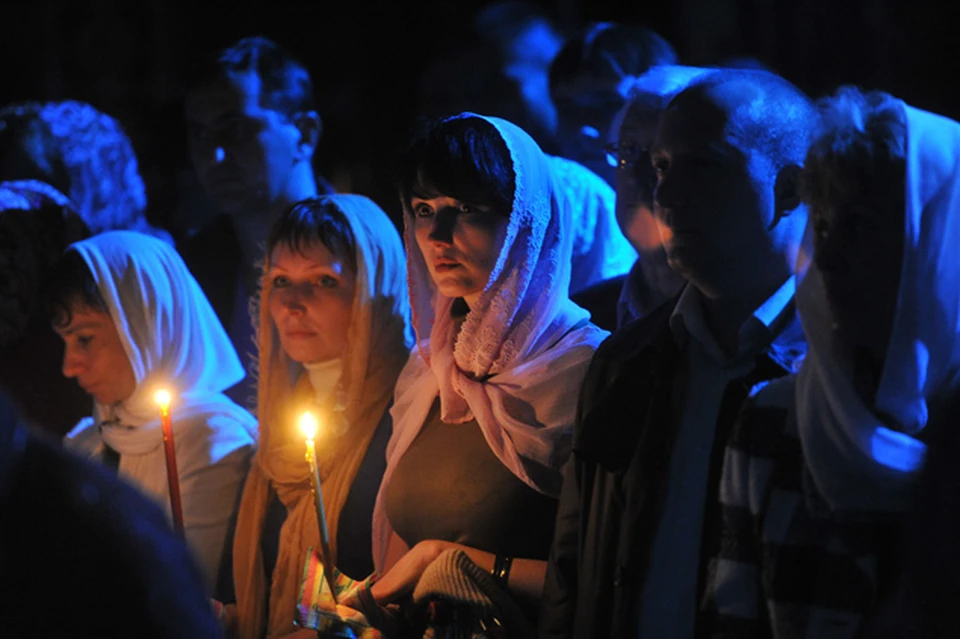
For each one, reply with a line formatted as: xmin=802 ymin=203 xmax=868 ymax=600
xmin=670 ymin=275 xmax=797 ymax=361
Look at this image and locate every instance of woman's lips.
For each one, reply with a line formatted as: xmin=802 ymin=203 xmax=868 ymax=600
xmin=283 ymin=330 xmax=317 ymax=339
xmin=433 ymin=258 xmax=461 ymax=272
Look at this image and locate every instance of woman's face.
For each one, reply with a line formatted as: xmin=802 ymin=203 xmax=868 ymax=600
xmin=811 ymin=178 xmax=906 ymax=364
xmin=412 ymin=194 xmax=509 ymax=308
xmin=55 ymin=305 xmax=137 ymax=406
xmin=268 ymin=241 xmax=356 ymax=364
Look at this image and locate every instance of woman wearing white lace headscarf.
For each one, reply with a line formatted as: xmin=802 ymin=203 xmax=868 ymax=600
xmin=223 ymin=195 xmax=412 ymax=639
xmin=55 ymin=231 xmax=257 ymax=591
xmin=358 ymin=113 xmax=607 ymax=633
xmin=702 ymin=88 xmax=960 ymax=638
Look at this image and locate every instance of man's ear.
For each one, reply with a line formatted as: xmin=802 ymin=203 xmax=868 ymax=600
xmin=293 ymin=110 xmax=321 ymax=161
xmin=770 ymin=163 xmax=803 ymax=229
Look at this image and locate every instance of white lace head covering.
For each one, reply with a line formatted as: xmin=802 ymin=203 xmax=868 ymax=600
xmin=796 ymin=103 xmax=960 ymax=512
xmin=373 ymin=113 xmax=608 ymax=570
xmin=66 ymin=230 xmax=255 ymax=454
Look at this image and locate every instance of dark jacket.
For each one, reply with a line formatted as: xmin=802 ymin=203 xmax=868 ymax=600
xmin=177 ymin=214 xmax=243 ymax=333
xmin=539 ymin=292 xmax=806 ymax=639
xmin=571 ymin=274 xmax=626 ymax=333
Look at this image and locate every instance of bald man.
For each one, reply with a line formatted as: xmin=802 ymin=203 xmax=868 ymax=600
xmin=540 ymin=70 xmax=817 ymax=639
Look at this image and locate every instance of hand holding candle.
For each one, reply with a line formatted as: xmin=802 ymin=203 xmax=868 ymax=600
xmin=155 ymin=389 xmax=184 ymax=534
xmin=299 ymin=411 xmax=338 ymax=605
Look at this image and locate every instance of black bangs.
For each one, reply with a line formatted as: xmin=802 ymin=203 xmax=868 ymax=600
xmin=267 ymin=197 xmax=358 ymax=274
xmin=398 ymin=116 xmax=516 ymax=217
xmin=45 ymin=249 xmax=108 ymax=328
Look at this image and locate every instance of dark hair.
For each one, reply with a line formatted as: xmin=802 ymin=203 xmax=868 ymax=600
xmin=1 ymin=181 xmax=90 ymax=348
xmin=397 ymin=117 xmax=516 ymax=216
xmin=549 ymin=22 xmax=678 ymax=91
xmin=802 ymin=86 xmax=907 ymax=213
xmin=473 ymin=1 xmax=564 ymax=51
xmin=188 ymin=36 xmax=315 ymax=118
xmin=267 ymin=197 xmax=358 ymax=274
xmin=46 ymin=249 xmax=108 ymax=328
xmin=676 ymin=70 xmax=818 ymax=172
xmin=0 ymin=101 xmax=147 ymax=234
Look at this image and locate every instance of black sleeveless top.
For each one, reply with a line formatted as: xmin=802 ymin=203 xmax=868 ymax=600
xmin=384 ymin=398 xmax=558 ymax=561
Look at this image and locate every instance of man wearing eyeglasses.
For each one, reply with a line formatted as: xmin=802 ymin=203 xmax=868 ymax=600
xmin=607 ymin=66 xmax=714 ymax=326
xmin=540 ymin=68 xmax=814 ymax=639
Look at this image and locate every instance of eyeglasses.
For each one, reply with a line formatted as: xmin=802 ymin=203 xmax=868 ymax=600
xmin=604 ymin=141 xmax=649 ymax=169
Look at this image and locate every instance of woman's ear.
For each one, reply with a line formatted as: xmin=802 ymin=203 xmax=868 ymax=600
xmin=771 ymin=163 xmax=803 ymax=229
xmin=294 ymin=111 xmax=322 ymax=161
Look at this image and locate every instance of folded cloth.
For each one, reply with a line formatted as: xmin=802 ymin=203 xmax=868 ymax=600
xmin=412 ymin=549 xmax=535 ymax=639
xmin=297 ymin=547 xmax=381 ymax=638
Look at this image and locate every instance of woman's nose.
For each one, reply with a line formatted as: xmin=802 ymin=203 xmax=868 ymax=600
xmin=428 ymin=210 xmax=457 ymax=244
xmin=279 ymin=284 xmax=311 ymax=311
xmin=62 ymin=349 xmax=84 ymax=379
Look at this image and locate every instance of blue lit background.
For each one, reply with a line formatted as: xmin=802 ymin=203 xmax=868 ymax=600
xmin=0 ymin=0 xmax=953 ymax=242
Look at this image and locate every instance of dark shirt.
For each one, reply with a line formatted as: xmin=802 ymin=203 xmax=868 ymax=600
xmin=384 ymin=398 xmax=558 ymax=561
xmin=571 ymin=274 xmax=626 ymax=333
xmin=539 ymin=293 xmax=807 ymax=639
xmin=177 ymin=216 xmax=253 ymax=409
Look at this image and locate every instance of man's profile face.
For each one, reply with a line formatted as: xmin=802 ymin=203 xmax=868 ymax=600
xmin=185 ymin=70 xmax=302 ymax=219
xmin=613 ymin=98 xmax=661 ymax=253
xmin=650 ymin=84 xmax=777 ymax=297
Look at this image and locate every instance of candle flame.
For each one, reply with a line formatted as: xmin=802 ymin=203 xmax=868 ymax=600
xmin=154 ymin=389 xmax=172 ymax=409
xmin=299 ymin=411 xmax=319 ymax=440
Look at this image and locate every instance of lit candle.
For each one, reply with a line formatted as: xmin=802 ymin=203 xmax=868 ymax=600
xmin=299 ymin=411 xmax=338 ymax=604
xmin=155 ymin=389 xmax=184 ymax=534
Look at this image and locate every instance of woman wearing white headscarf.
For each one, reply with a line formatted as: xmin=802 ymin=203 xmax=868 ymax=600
xmin=54 ymin=231 xmax=257 ymax=591
xmin=222 ymin=195 xmax=412 ymax=639
xmin=354 ymin=113 xmax=607 ymax=634
xmin=701 ymin=88 xmax=960 ymax=638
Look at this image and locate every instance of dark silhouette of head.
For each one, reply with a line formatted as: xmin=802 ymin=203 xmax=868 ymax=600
xmin=550 ymin=22 xmax=678 ymax=182
xmin=652 ymin=70 xmax=817 ymax=299
xmin=184 ymin=36 xmax=321 ymax=220
xmin=0 ymin=101 xmax=150 ymax=235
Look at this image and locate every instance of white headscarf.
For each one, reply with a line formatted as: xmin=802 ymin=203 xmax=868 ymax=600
xmin=373 ymin=113 xmax=609 ymax=570
xmin=546 ymin=155 xmax=636 ymax=294
xmin=66 ymin=230 xmax=256 ymax=451
xmin=796 ymin=104 xmax=960 ymax=512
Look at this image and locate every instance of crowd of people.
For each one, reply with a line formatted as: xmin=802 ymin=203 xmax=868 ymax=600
xmin=1 ymin=3 xmax=958 ymax=638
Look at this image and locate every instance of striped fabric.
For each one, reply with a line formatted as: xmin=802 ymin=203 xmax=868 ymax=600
xmin=699 ymin=377 xmax=891 ymax=639
xmin=297 ymin=547 xmax=380 ymax=638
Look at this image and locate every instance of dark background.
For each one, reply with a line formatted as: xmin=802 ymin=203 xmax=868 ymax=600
xmin=2 ymin=0 xmax=953 ymax=236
